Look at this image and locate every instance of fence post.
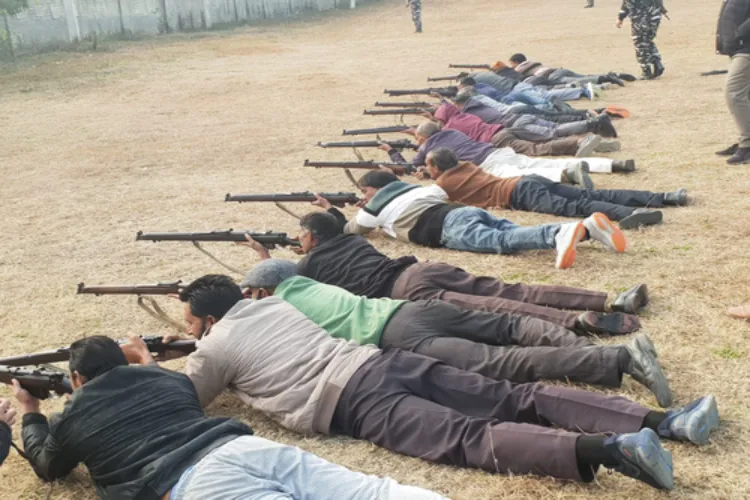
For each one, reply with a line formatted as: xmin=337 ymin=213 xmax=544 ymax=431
xmin=62 ymin=0 xmax=81 ymax=42
xmin=3 ymin=13 xmax=13 ymax=58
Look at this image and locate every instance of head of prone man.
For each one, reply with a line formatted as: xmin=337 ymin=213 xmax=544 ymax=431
xmin=425 ymin=147 xmax=461 ymax=181
xmin=508 ymin=53 xmax=527 ymax=69
xmin=239 ymin=259 xmax=298 ymax=300
xmin=414 ymin=120 xmax=441 ymax=146
xmin=68 ymin=336 xmax=129 ymax=390
xmin=179 ymin=274 xmax=244 ymax=338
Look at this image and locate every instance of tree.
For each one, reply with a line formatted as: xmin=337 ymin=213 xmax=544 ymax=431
xmin=0 ymin=0 xmax=28 ymax=15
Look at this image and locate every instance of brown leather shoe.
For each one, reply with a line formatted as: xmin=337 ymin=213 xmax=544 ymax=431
xmin=728 ymin=304 xmax=750 ymax=321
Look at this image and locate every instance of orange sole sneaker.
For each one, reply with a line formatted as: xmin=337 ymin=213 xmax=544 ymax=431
xmin=589 ymin=212 xmax=627 ymax=252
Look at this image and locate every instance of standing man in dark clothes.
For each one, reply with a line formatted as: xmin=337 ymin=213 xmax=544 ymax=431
xmin=716 ymin=0 xmax=750 ymax=164
xmin=242 ymin=212 xmax=648 ymax=336
xmin=617 ymin=0 xmax=667 ymax=79
xmin=0 ymin=399 xmax=16 ymax=466
xmin=11 ymin=335 xmax=443 ymax=499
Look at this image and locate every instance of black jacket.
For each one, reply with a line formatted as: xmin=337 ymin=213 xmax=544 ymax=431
xmin=297 ymin=230 xmax=417 ymax=298
xmin=717 ymin=0 xmax=750 ymax=55
xmin=0 ymin=421 xmax=10 ymax=466
xmin=21 ymin=365 xmax=252 ymax=499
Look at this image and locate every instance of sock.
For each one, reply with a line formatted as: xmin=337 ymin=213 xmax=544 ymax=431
xmin=576 ymin=435 xmax=619 ymax=476
xmin=617 ymin=346 xmax=632 ymax=374
xmin=642 ymin=411 xmax=668 ymax=431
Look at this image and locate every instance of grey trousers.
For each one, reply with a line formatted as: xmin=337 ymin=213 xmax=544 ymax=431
xmin=390 ymin=261 xmax=610 ymax=329
xmin=332 ymin=349 xmax=650 ymax=481
xmin=726 ymin=54 xmax=750 ymax=148
xmin=380 ymin=300 xmax=623 ymax=386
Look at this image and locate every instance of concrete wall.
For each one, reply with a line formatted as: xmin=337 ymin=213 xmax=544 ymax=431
xmin=1 ymin=0 xmax=358 ymax=57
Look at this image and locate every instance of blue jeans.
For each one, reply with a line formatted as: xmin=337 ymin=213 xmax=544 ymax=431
xmin=172 ymin=436 xmax=445 ymax=500
xmin=501 ymin=90 xmax=549 ymax=107
xmin=441 ymin=207 xmax=559 ymax=254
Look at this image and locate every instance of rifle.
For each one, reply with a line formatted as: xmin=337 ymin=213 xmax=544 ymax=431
xmin=383 ymin=87 xmax=457 ymax=97
xmin=317 ymin=140 xmax=418 ymax=151
xmin=427 ymin=75 xmax=462 ymax=82
xmin=0 ymin=336 xmax=196 ymax=368
xmin=373 ymin=101 xmax=434 ymax=108
xmin=363 ymin=108 xmax=432 ymax=116
xmin=304 ymin=160 xmax=416 ymax=176
xmin=77 ymin=281 xmax=185 ymax=329
xmin=225 ymin=192 xmax=360 ymax=207
xmin=77 ymin=282 xmax=183 ymax=296
xmin=136 ymin=231 xmax=299 ymax=275
xmin=448 ymin=64 xmax=491 ymax=70
xmin=136 ymin=230 xmax=300 ymax=247
xmin=342 ymin=125 xmax=413 ymax=136
xmin=0 ymin=366 xmax=72 ymax=399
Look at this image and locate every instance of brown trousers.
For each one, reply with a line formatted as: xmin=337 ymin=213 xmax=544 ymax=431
xmin=332 ymin=349 xmax=649 ymax=481
xmin=390 ymin=261 xmax=608 ymax=329
xmin=381 ymin=300 xmax=623 ymax=387
xmin=491 ymin=129 xmax=580 ymax=156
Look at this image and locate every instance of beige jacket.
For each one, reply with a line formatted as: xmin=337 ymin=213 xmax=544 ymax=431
xmin=185 ymin=297 xmax=379 ymax=435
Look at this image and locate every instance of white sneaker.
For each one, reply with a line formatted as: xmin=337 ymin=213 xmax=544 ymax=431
xmin=583 ymin=212 xmax=627 ymax=252
xmin=555 ymin=221 xmax=586 ymax=269
xmin=585 ymin=82 xmax=599 ymax=100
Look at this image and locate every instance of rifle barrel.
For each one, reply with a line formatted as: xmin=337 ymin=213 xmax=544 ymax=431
xmin=341 ymin=125 xmax=411 ymax=136
xmin=448 ymin=64 xmax=490 ymax=69
xmin=76 ymin=282 xmax=182 ymax=296
xmin=0 ymin=366 xmax=72 ymax=400
xmin=427 ymin=76 xmax=461 ymax=82
xmin=363 ymin=108 xmax=427 ymax=115
xmin=373 ymin=102 xmax=433 ymax=108
xmin=317 ymin=140 xmax=417 ymax=150
xmin=225 ymin=192 xmax=359 ymax=205
xmin=136 ymin=231 xmax=300 ymax=246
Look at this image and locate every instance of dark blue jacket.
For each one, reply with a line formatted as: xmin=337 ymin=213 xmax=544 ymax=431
xmin=717 ymin=0 xmax=750 ymax=55
xmin=0 ymin=421 xmax=10 ymax=466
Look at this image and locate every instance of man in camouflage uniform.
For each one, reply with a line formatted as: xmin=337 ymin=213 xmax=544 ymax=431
xmin=616 ymin=0 xmax=667 ymax=79
xmin=407 ymin=0 xmax=422 ymax=33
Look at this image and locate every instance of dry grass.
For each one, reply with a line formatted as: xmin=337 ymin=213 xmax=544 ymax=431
xmin=1 ymin=0 xmax=749 ymax=497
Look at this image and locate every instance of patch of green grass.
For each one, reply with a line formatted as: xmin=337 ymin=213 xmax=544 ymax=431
xmin=713 ymin=346 xmax=744 ymax=360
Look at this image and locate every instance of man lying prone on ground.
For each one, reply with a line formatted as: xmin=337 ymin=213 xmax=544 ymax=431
xmin=131 ymin=275 xmax=720 ymax=491
xmin=419 ymin=147 xmax=688 ymax=229
xmin=10 ymin=336 xmax=443 ymax=499
xmin=237 ymin=260 xmax=671 ymax=406
xmin=245 ymin=210 xmax=647 ymax=335
xmin=323 ymin=168 xmax=625 ymax=270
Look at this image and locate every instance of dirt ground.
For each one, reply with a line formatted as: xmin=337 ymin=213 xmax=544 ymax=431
xmin=0 ymin=0 xmax=748 ymax=498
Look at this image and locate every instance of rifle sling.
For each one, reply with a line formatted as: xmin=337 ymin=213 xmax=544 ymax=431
xmin=191 ymin=241 xmax=244 ymax=276
xmin=273 ymin=202 xmax=302 ymax=221
xmin=136 ymin=297 xmax=185 ymax=331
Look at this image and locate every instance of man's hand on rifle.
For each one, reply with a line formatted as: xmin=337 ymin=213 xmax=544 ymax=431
xmin=120 ymin=335 xmax=157 ymax=366
xmin=377 ymin=141 xmax=393 ymax=152
xmin=615 ymin=19 xmax=623 ymax=28
xmin=413 ymin=166 xmax=431 ymax=180
xmin=311 ymin=194 xmax=333 ymax=210
xmin=0 ymin=398 xmax=17 ymax=427
xmin=428 ymin=92 xmax=443 ymax=100
xmin=11 ymin=380 xmax=40 ymax=415
xmin=156 ymin=334 xmax=193 ymax=362
xmin=235 ymin=234 xmax=272 ymax=261
xmin=419 ymin=111 xmax=435 ymax=120
xmin=401 ymin=127 xmax=417 ymax=137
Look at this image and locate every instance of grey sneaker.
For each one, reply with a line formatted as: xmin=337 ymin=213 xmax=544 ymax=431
xmin=564 ymin=162 xmax=594 ymax=190
xmin=575 ymin=134 xmax=603 ymax=157
xmin=626 ymin=333 xmax=672 ymax=407
xmin=594 ymin=139 xmax=621 ymax=152
xmin=603 ymin=428 xmax=674 ymax=490
xmin=657 ymin=395 xmax=719 ymax=445
xmin=619 ymin=209 xmax=663 ymax=230
xmin=612 ymin=284 xmax=649 ymax=314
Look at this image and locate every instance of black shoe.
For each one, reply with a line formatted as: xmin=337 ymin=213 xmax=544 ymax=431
xmin=619 ymin=209 xmax=663 ymax=230
xmin=727 ymin=147 xmax=750 ymax=164
xmin=716 ymin=143 xmax=738 ymax=156
xmin=640 ymin=67 xmax=655 ymax=80
xmin=612 ymin=284 xmax=649 ymax=314
xmin=594 ymin=114 xmax=618 ymax=138
xmin=663 ymin=188 xmax=688 ymax=206
xmin=576 ymin=311 xmax=641 ymax=335
xmin=653 ymin=60 xmax=665 ymax=78
xmin=605 ymin=72 xmax=626 ymax=86
xmin=615 ymin=72 xmax=637 ymax=82
xmin=612 ymin=159 xmax=636 ymax=173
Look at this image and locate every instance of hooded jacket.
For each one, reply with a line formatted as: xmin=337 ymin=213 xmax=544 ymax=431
xmin=717 ymin=0 xmax=750 ymax=55
xmin=515 ymin=60 xmax=555 ymax=79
